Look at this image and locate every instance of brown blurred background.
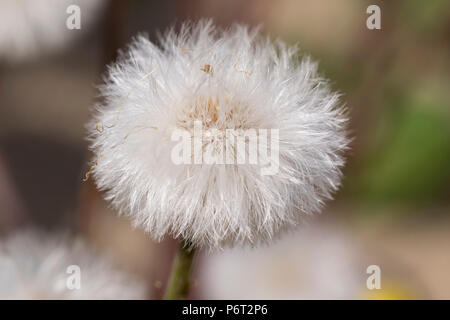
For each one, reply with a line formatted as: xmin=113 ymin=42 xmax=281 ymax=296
xmin=0 ymin=0 xmax=449 ymax=299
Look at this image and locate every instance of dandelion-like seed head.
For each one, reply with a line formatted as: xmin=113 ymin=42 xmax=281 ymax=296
xmin=0 ymin=231 xmax=146 ymax=299
xmin=0 ymin=0 xmax=105 ymax=63
xmin=88 ymin=20 xmax=349 ymax=249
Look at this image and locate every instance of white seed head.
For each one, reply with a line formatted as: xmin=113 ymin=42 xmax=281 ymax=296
xmin=88 ymin=20 xmax=349 ymax=249
xmin=0 ymin=231 xmax=146 ymax=299
xmin=200 ymin=225 xmax=362 ymax=299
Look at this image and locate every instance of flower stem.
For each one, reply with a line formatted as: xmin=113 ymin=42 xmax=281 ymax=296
xmin=164 ymin=240 xmax=196 ymax=300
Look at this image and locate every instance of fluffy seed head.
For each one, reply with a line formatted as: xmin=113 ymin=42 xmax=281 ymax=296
xmin=200 ymin=225 xmax=362 ymax=299
xmin=0 ymin=231 xmax=146 ymax=299
xmin=88 ymin=20 xmax=349 ymax=249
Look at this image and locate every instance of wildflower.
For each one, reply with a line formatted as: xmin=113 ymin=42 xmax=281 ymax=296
xmin=88 ymin=20 xmax=348 ymax=249
xmin=200 ymin=225 xmax=362 ymax=299
xmin=0 ymin=230 xmax=146 ymax=299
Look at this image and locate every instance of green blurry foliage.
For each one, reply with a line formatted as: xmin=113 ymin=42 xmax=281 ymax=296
xmin=399 ymin=0 xmax=449 ymax=33
xmin=354 ymin=88 xmax=450 ymax=205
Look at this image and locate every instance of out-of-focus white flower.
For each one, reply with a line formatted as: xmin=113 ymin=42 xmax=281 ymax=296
xmin=88 ymin=20 xmax=348 ymax=249
xmin=199 ymin=225 xmax=364 ymax=299
xmin=0 ymin=231 xmax=146 ymax=299
xmin=0 ymin=0 xmax=105 ymax=63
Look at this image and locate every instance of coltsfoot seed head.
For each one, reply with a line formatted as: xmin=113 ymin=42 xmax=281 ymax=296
xmin=88 ymin=20 xmax=349 ymax=249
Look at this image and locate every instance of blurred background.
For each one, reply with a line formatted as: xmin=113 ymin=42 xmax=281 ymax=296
xmin=0 ymin=0 xmax=449 ymax=299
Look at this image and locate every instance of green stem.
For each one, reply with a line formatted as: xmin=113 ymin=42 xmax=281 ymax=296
xmin=164 ymin=240 xmax=196 ymax=300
